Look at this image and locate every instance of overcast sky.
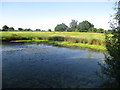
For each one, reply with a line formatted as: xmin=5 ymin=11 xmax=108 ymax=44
xmin=0 ymin=0 xmax=116 ymax=30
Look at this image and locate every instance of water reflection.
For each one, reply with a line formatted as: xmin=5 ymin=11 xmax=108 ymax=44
xmin=2 ymin=42 xmax=105 ymax=88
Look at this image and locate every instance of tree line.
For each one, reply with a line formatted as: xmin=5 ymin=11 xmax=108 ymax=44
xmin=0 ymin=19 xmax=111 ymax=33
xmin=54 ymin=20 xmax=106 ymax=33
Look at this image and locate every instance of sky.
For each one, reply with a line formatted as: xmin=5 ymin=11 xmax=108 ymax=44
xmin=0 ymin=0 xmax=116 ymax=30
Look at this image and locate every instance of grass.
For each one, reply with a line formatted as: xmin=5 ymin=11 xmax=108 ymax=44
xmin=1 ymin=31 xmax=107 ymax=51
xmin=11 ymin=40 xmax=106 ymax=51
xmin=1 ymin=31 xmax=105 ymax=40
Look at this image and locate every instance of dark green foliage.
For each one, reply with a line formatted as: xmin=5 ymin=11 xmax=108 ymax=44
xmin=36 ymin=29 xmax=41 ymax=31
xmin=70 ymin=20 xmax=78 ymax=28
xmin=77 ymin=20 xmax=94 ymax=32
xmin=98 ymin=28 xmax=120 ymax=87
xmin=2 ymin=35 xmax=29 ymax=41
xmin=54 ymin=23 xmax=68 ymax=31
xmin=9 ymin=27 xmax=15 ymax=31
xmin=24 ymin=28 xmax=31 ymax=31
xmin=67 ymin=28 xmax=72 ymax=32
xmin=106 ymin=29 xmax=114 ymax=34
xmin=1 ymin=20 xmax=104 ymax=33
xmin=67 ymin=20 xmax=95 ymax=32
xmin=97 ymin=1 xmax=120 ymax=87
xmin=88 ymin=28 xmax=97 ymax=32
xmin=48 ymin=29 xmax=51 ymax=32
xmin=18 ymin=28 xmax=23 ymax=31
xmin=2 ymin=25 xmax=15 ymax=31
xmin=68 ymin=20 xmax=78 ymax=32
xmin=88 ymin=28 xmax=105 ymax=33
xmin=2 ymin=25 xmax=9 ymax=31
xmin=97 ymin=28 xmax=105 ymax=33
xmin=18 ymin=28 xmax=31 ymax=31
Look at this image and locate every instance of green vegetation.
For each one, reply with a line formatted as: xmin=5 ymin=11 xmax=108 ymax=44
xmin=97 ymin=1 xmax=120 ymax=87
xmin=1 ymin=31 xmax=107 ymax=51
xmin=54 ymin=23 xmax=68 ymax=31
xmin=0 ymin=19 xmax=107 ymax=33
xmin=11 ymin=40 xmax=106 ymax=51
xmin=94 ymin=1 xmax=120 ymax=88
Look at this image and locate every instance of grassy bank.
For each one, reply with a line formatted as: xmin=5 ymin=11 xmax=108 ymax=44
xmin=1 ymin=31 xmax=106 ymax=51
xmin=11 ymin=40 xmax=106 ymax=51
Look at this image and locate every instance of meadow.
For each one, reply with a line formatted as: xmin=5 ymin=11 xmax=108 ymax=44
xmin=1 ymin=31 xmax=106 ymax=51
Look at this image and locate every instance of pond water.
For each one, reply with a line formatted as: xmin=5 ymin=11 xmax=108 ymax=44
xmin=1 ymin=42 xmax=105 ymax=88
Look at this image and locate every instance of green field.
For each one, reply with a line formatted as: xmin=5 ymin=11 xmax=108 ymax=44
xmin=0 ymin=31 xmax=106 ymax=51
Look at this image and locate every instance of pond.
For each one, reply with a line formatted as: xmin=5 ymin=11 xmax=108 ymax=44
xmin=1 ymin=42 xmax=105 ymax=88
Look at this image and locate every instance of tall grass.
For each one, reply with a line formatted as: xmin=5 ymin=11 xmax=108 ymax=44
xmin=1 ymin=31 xmax=105 ymax=45
xmin=0 ymin=31 xmax=107 ymax=51
xmin=0 ymin=31 xmax=105 ymax=50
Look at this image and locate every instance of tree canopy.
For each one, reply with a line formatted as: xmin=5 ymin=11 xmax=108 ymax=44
xmin=77 ymin=20 xmax=94 ymax=32
xmin=54 ymin=23 xmax=68 ymax=31
xmin=2 ymin=25 xmax=9 ymax=31
xmin=97 ymin=1 xmax=120 ymax=87
xmin=1 ymin=20 xmax=106 ymax=33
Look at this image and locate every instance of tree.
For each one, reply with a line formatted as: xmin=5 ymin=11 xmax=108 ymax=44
xmin=67 ymin=28 xmax=72 ymax=32
xmin=78 ymin=20 xmax=94 ymax=32
xmin=97 ymin=1 xmax=120 ymax=87
xmin=18 ymin=28 xmax=23 ymax=31
xmin=106 ymin=29 xmax=113 ymax=34
xmin=48 ymin=29 xmax=52 ymax=32
xmin=2 ymin=25 xmax=9 ymax=31
xmin=9 ymin=27 xmax=15 ymax=31
xmin=54 ymin=23 xmax=68 ymax=31
xmin=69 ymin=20 xmax=78 ymax=32
xmin=88 ymin=27 xmax=97 ymax=32
xmin=97 ymin=28 xmax=105 ymax=33
xmin=35 ymin=29 xmax=41 ymax=31
xmin=24 ymin=28 xmax=31 ymax=31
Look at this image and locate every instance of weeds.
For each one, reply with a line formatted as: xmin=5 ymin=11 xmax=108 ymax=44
xmin=1 ymin=31 xmax=107 ymax=50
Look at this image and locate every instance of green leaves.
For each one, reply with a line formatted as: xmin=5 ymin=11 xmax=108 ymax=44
xmin=54 ymin=23 xmax=68 ymax=31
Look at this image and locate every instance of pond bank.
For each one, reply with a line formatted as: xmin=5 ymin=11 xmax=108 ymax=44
xmin=9 ymin=40 xmax=106 ymax=51
xmin=1 ymin=31 xmax=106 ymax=51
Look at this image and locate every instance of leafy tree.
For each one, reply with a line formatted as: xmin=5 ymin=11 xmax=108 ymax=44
xmin=88 ymin=27 xmax=97 ymax=32
xmin=97 ymin=28 xmax=105 ymax=33
xmin=36 ymin=29 xmax=41 ymax=31
xmin=97 ymin=1 xmax=120 ymax=87
xmin=106 ymin=29 xmax=113 ymax=34
xmin=18 ymin=28 xmax=23 ymax=31
xmin=69 ymin=20 xmax=78 ymax=32
xmin=48 ymin=29 xmax=52 ymax=32
xmin=78 ymin=20 xmax=94 ymax=32
xmin=2 ymin=25 xmax=9 ymax=31
xmin=24 ymin=28 xmax=31 ymax=31
xmin=67 ymin=28 xmax=72 ymax=32
xmin=74 ymin=28 xmax=79 ymax=32
xmin=9 ymin=27 xmax=15 ymax=31
xmin=54 ymin=23 xmax=68 ymax=31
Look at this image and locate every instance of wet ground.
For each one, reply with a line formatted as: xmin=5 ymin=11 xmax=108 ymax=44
xmin=1 ymin=42 xmax=105 ymax=88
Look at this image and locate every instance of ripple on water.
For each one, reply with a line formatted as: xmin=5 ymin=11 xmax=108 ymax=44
xmin=2 ymin=43 xmax=104 ymax=88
